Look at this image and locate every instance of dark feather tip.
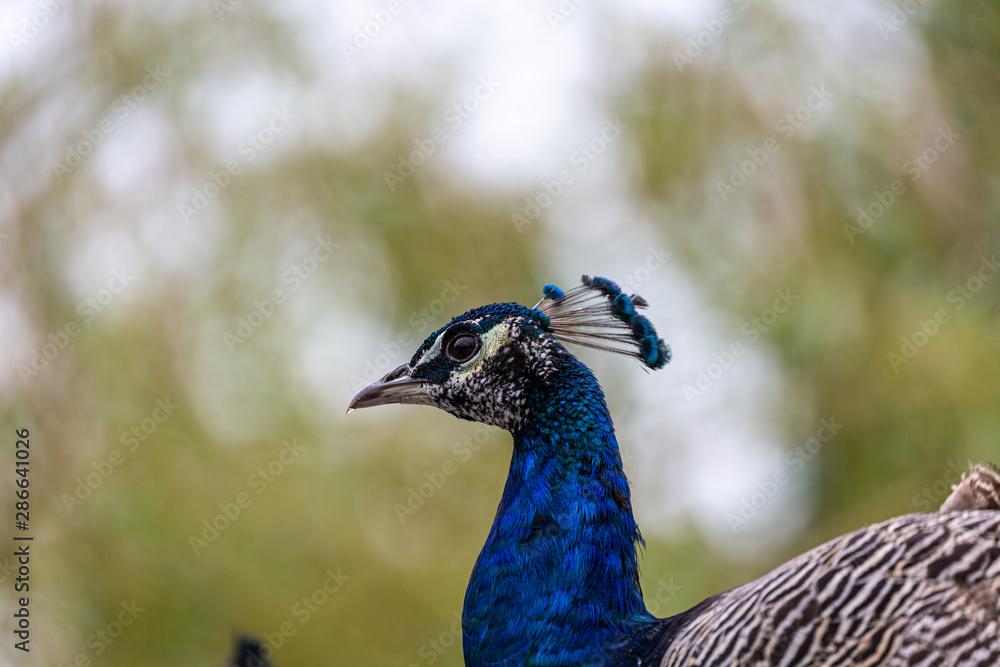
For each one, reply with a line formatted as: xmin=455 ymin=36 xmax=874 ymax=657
xmin=585 ymin=275 xmax=623 ymax=297
xmin=639 ymin=335 xmax=670 ymax=369
xmin=658 ymin=339 xmax=671 ymax=365
xmin=613 ymin=293 xmax=636 ymax=320
xmin=630 ymin=315 xmax=654 ymax=340
xmin=543 ymin=284 xmax=565 ymax=300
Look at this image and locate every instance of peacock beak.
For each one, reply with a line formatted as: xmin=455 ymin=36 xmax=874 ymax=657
xmin=347 ymin=364 xmax=430 ymax=413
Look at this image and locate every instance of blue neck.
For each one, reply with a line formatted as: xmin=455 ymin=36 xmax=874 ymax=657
xmin=462 ymin=357 xmax=655 ymax=666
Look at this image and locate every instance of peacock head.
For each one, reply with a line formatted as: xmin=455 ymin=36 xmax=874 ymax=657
xmin=347 ymin=275 xmax=671 ymax=432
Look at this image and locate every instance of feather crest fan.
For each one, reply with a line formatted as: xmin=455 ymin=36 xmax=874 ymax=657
xmin=530 ymin=274 xmax=671 ymax=369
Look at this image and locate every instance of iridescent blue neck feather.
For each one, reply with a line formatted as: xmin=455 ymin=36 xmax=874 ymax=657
xmin=463 ymin=351 xmax=656 ymax=666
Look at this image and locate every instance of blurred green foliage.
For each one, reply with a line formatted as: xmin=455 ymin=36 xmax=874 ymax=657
xmin=1 ymin=1 xmax=998 ymax=665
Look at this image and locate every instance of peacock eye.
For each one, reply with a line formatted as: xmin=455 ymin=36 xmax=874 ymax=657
xmin=445 ymin=333 xmax=480 ymax=363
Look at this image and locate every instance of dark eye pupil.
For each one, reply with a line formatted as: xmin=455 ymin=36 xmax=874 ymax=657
xmin=446 ymin=334 xmax=479 ymax=362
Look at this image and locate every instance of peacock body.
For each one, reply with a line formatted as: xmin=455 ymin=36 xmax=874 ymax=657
xmin=349 ymin=275 xmax=1000 ymax=666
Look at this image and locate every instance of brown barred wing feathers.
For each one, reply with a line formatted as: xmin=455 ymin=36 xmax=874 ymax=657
xmin=659 ymin=511 xmax=1000 ymax=666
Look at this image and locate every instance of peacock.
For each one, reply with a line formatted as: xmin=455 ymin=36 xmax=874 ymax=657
xmin=224 ymin=634 xmax=272 ymax=667
xmin=348 ymin=274 xmax=1000 ymax=666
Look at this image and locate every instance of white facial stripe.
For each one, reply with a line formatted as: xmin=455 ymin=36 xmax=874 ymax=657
xmin=415 ymin=331 xmax=445 ymax=368
xmin=415 ymin=318 xmax=485 ymax=369
xmin=454 ymin=322 xmax=509 ymax=378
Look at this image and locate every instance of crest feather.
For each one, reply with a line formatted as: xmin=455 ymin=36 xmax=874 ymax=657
xmin=530 ymin=275 xmax=671 ymax=369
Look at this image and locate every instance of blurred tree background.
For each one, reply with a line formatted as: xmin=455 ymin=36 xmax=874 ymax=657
xmin=1 ymin=0 xmax=998 ymax=664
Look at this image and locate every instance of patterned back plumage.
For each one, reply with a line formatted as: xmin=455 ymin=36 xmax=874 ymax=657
xmin=940 ymin=463 xmax=1000 ymax=512
xmin=658 ymin=510 xmax=1000 ymax=665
